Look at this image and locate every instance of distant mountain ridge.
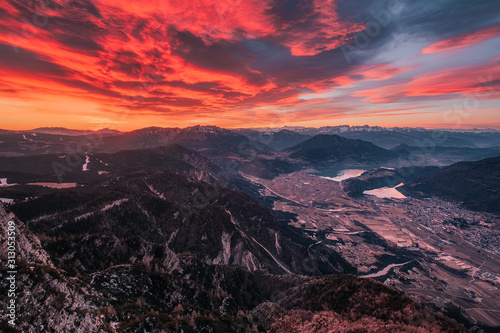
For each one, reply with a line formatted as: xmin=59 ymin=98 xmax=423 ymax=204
xmin=30 ymin=127 xmax=122 ymax=136
xmin=0 ymin=125 xmax=274 ymax=162
xmin=390 ymin=144 xmax=500 ymax=165
xmin=2 ymin=125 xmax=500 ymax=157
xmin=240 ymin=125 xmax=500 ymax=148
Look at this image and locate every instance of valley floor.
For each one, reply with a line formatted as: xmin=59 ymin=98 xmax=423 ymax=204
xmin=243 ymin=171 xmax=500 ymax=327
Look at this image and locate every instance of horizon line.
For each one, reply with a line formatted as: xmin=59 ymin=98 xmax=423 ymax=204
xmin=1 ymin=124 xmax=500 ymax=133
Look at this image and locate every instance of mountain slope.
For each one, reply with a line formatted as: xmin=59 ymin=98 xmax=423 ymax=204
xmin=401 ymin=156 xmax=500 ymax=214
xmin=0 ymin=144 xmax=223 ymax=184
xmin=98 ymin=126 xmax=180 ymax=152
xmin=285 ymin=134 xmax=397 ymax=165
xmin=2 ymin=170 xmax=353 ymax=276
xmin=0 ymin=203 xmax=467 ymax=332
xmin=0 ymin=202 xmax=268 ymax=332
xmin=391 ymin=144 xmax=500 ymax=165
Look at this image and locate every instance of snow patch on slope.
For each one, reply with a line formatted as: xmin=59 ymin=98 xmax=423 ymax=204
xmin=224 ymin=209 xmax=238 ymax=225
xmin=211 ymin=232 xmax=232 ymax=265
xmin=147 ymin=184 xmax=165 ymax=199
xmin=102 ymin=199 xmax=128 ymax=211
xmin=75 ymin=212 xmax=93 ymax=221
xmin=242 ymin=251 xmax=258 ymax=272
xmin=275 ymin=232 xmax=282 ymax=254
xmin=82 ymin=155 xmax=90 ymax=171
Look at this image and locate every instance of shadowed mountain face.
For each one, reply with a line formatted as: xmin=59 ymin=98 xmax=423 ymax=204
xmin=173 ymin=126 xmax=273 ymax=157
xmin=1 ymin=157 xmax=353 ymax=276
xmin=285 ymin=134 xmax=397 ymax=165
xmin=0 ymin=144 xmax=223 ymax=184
xmin=100 ymin=125 xmax=273 ymax=160
xmin=401 ymin=156 xmax=500 ymax=214
xmin=0 ymin=126 xmax=273 ymax=163
xmin=238 ymin=157 xmax=300 ymax=179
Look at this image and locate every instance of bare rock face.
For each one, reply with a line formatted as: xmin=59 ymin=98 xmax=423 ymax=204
xmin=0 ymin=203 xmax=53 ymax=267
xmin=0 ymin=203 xmax=107 ymax=332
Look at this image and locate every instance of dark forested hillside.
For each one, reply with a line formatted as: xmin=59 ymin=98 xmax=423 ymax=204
xmin=285 ymin=134 xmax=397 ymax=165
xmin=401 ymin=156 xmax=500 ymax=214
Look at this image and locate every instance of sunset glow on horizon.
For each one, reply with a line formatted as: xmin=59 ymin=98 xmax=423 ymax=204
xmin=0 ymin=0 xmax=499 ymax=131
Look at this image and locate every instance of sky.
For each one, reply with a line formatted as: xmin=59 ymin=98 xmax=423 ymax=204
xmin=0 ymin=0 xmax=499 ymax=130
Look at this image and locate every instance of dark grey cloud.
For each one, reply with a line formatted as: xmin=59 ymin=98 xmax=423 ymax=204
xmin=168 ymin=28 xmax=270 ymax=86
xmin=247 ymin=39 xmax=358 ymax=86
xmin=5 ymin=0 xmax=104 ymax=55
xmin=336 ymin=0 xmax=500 ymax=47
xmin=0 ymin=42 xmax=71 ymax=77
xmin=266 ymin=0 xmax=315 ymax=26
xmin=396 ymin=0 xmax=500 ymax=38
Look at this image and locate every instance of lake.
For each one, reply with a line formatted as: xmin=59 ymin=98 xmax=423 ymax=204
xmin=27 ymin=182 xmax=77 ymax=188
xmin=363 ymin=183 xmax=406 ymax=199
xmin=320 ymin=169 xmax=366 ymax=182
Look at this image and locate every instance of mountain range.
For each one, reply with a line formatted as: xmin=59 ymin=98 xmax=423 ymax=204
xmin=1 ymin=125 xmax=499 ymax=331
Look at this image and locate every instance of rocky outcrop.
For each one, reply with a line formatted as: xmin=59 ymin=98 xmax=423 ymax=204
xmin=0 ymin=203 xmax=107 ymax=332
xmin=0 ymin=203 xmax=53 ymax=267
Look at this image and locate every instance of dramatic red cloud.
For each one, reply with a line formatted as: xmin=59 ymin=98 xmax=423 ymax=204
xmin=422 ymin=25 xmax=500 ymax=54
xmin=99 ymin=0 xmax=275 ymax=40
xmin=0 ymin=0 xmax=280 ymax=116
xmin=276 ymin=0 xmax=365 ymax=56
xmin=0 ymin=0 xmax=499 ymax=130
